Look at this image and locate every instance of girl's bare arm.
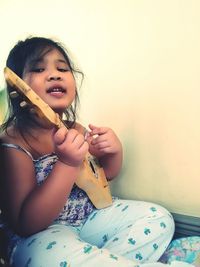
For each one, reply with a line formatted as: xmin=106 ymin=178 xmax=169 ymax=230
xmin=0 ymin=127 xmax=88 ymax=237
xmin=1 ymin=146 xmax=80 ymax=236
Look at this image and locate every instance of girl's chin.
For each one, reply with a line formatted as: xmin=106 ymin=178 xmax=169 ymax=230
xmin=52 ymin=107 xmax=66 ymax=115
xmin=53 ymin=104 xmax=73 ymax=115
xmin=49 ymin=101 xmax=72 ymax=111
xmin=48 ymin=101 xmax=73 ymax=115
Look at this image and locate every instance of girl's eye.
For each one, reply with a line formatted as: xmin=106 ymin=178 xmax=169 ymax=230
xmin=58 ymin=68 xmax=70 ymax=72
xmin=31 ymin=68 xmax=44 ymax=73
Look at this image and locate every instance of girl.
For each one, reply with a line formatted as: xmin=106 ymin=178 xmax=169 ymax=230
xmin=0 ymin=36 xmax=193 ymax=267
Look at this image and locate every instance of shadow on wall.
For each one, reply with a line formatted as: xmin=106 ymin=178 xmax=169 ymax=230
xmin=110 ymin=129 xmax=140 ymax=199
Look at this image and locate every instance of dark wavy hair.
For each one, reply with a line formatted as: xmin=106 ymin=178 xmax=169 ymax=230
xmin=2 ymin=36 xmax=84 ymax=134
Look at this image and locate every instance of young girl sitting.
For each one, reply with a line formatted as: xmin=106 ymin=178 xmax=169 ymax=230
xmin=0 ymin=36 xmax=194 ymax=267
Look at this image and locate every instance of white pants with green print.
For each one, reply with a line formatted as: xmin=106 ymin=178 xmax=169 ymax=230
xmin=11 ymin=199 xmax=194 ymax=267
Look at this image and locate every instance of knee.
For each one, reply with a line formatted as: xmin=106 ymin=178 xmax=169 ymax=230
xmin=150 ymin=203 xmax=175 ymax=237
xmin=130 ymin=200 xmax=175 ymax=237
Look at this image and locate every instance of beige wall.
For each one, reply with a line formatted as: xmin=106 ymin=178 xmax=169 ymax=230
xmin=0 ymin=0 xmax=199 ymax=217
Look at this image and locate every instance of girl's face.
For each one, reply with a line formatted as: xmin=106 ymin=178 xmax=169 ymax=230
xmin=22 ymin=48 xmax=76 ymax=115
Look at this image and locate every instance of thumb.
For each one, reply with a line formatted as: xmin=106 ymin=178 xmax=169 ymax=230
xmin=88 ymin=124 xmax=98 ymax=136
xmin=53 ymin=127 xmax=67 ymax=145
xmin=88 ymin=123 xmax=100 ymax=133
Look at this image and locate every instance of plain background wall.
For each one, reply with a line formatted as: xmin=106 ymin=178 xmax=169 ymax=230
xmin=0 ymin=0 xmax=199 ymax=217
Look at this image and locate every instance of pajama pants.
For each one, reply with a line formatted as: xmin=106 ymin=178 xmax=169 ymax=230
xmin=10 ymin=199 xmax=193 ymax=267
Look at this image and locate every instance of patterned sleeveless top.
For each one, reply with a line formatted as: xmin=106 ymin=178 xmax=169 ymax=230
xmin=0 ymin=143 xmax=96 ymax=257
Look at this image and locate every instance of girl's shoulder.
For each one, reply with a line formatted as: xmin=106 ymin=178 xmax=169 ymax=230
xmin=0 ymin=127 xmax=17 ymax=144
xmin=0 ymin=129 xmax=31 ymax=161
xmin=0 ymin=126 xmax=24 ymax=146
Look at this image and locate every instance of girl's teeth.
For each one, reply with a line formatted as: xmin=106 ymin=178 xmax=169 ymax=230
xmin=47 ymin=88 xmax=65 ymax=93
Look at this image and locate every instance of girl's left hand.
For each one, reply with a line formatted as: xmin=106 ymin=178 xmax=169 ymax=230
xmin=86 ymin=124 xmax=122 ymax=158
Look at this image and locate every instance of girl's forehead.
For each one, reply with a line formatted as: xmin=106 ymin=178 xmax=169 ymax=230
xmin=26 ymin=47 xmax=67 ymax=66
xmin=37 ymin=48 xmax=66 ymax=61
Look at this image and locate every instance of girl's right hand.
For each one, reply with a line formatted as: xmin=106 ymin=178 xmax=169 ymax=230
xmin=53 ymin=127 xmax=89 ymax=167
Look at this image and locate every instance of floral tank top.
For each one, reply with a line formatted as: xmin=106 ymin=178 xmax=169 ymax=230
xmin=0 ymin=143 xmax=96 ymax=257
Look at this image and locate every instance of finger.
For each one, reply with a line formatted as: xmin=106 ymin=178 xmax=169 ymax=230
xmin=91 ymin=135 xmax=107 ymax=145
xmin=72 ymin=133 xmax=86 ymax=148
xmin=65 ymin=129 xmax=79 ymax=143
xmin=85 ymin=134 xmax=93 ymax=144
xmin=88 ymin=124 xmax=97 ymax=131
xmin=79 ymin=140 xmax=89 ymax=152
xmin=88 ymin=124 xmax=107 ymax=136
xmin=53 ymin=127 xmax=68 ymax=145
xmin=92 ymin=140 xmax=109 ymax=150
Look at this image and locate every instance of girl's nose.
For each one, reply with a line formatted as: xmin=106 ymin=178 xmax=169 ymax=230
xmin=47 ymin=72 xmax=62 ymax=81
